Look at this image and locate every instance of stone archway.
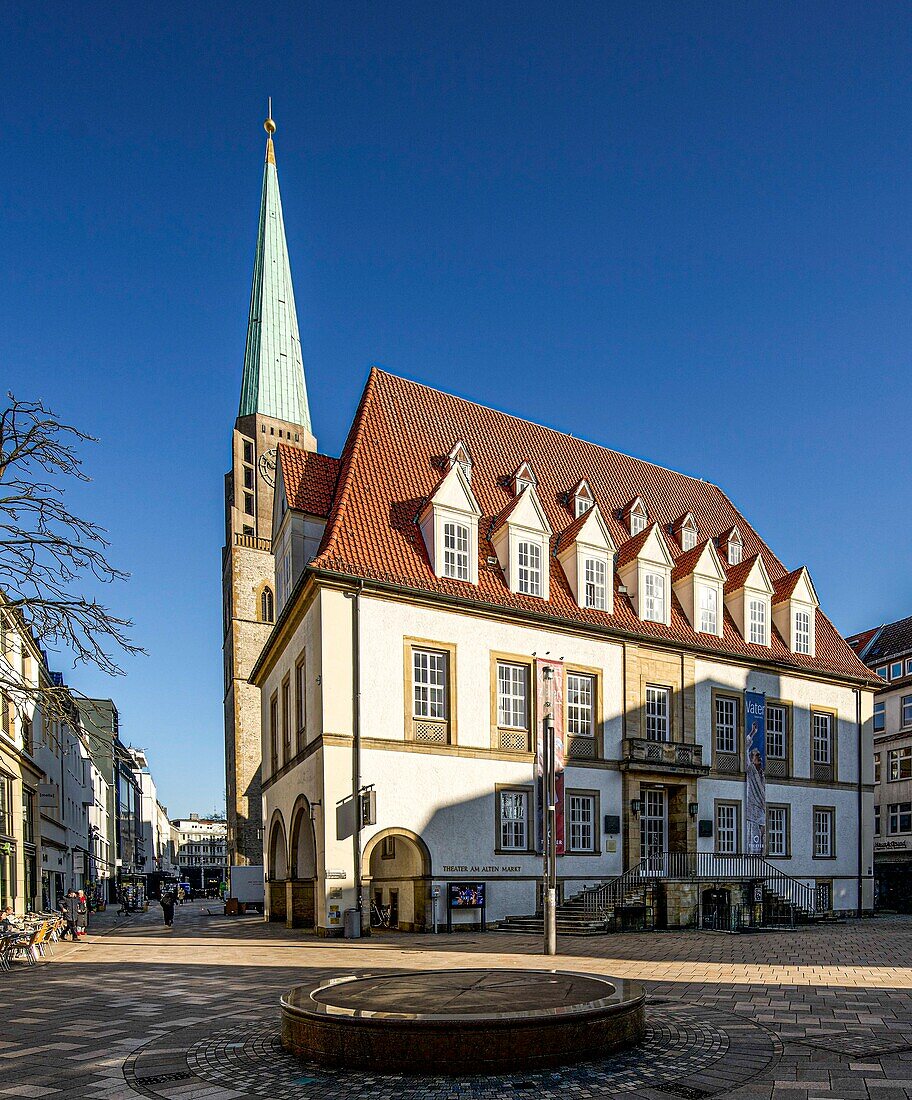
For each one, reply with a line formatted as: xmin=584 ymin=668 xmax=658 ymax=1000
xmin=362 ymin=828 xmax=432 ymax=933
xmin=289 ymin=798 xmax=317 ymax=928
xmin=267 ymin=811 xmax=288 ymax=922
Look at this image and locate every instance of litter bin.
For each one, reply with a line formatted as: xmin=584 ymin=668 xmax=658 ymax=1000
xmin=344 ymin=908 xmax=362 ymax=939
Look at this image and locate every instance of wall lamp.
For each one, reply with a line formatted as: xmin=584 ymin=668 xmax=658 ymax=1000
xmin=688 ymin=801 xmax=700 ymax=820
xmin=630 ymin=798 xmax=643 ymax=818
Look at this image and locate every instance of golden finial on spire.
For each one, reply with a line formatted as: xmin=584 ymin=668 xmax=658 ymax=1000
xmin=264 ymin=97 xmax=276 ymax=164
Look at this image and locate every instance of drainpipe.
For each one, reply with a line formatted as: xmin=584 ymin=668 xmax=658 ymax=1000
xmin=346 ymin=583 xmax=365 ymax=930
xmin=856 ymin=688 xmax=864 ymax=917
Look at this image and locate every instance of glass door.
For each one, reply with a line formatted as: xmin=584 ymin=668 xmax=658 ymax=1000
xmin=640 ymin=789 xmax=667 ymax=875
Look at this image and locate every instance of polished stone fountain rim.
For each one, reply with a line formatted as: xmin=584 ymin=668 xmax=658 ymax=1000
xmin=281 ymin=968 xmax=645 ymax=1027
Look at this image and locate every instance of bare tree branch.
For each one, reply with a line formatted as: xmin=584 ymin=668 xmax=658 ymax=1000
xmin=0 ymin=395 xmax=143 ymax=718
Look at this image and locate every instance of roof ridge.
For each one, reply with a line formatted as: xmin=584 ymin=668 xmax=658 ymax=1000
xmin=368 ymin=367 xmax=716 ymax=490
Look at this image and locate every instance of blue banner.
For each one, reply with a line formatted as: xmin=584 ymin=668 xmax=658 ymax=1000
xmin=744 ymin=691 xmax=766 ymax=855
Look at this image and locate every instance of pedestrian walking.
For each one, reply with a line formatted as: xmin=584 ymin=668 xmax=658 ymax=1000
xmin=75 ymin=890 xmax=89 ymax=937
xmin=60 ymin=890 xmax=81 ymax=942
xmin=160 ymin=890 xmax=176 ymax=927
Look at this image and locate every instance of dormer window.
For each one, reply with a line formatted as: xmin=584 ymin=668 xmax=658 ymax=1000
xmin=748 ymin=598 xmax=768 ymax=645
xmin=643 ymin=572 xmax=666 ymax=622
xmin=631 ymin=509 xmax=647 ymax=536
xmin=675 ymin=512 xmax=699 ymax=551
xmin=795 ymin=609 xmax=811 ymax=654
xmin=517 ymin=541 xmax=542 ymax=596
xmin=513 ymin=461 xmax=537 ymax=496
xmin=556 ymin=504 xmax=615 ymax=614
xmin=772 ymin=566 xmax=818 ymax=657
xmin=491 ymin=482 xmax=552 ymax=599
xmin=447 ymin=441 xmax=473 ymax=482
xmin=699 ymin=585 xmax=718 ymax=634
xmin=418 ymin=463 xmax=482 ymax=585
xmin=727 ymin=531 xmax=743 ymax=566
xmin=584 ymin=558 xmax=607 ymax=610
xmin=443 ymin=521 xmax=470 ymax=581
xmin=623 ymin=496 xmax=648 ymax=536
xmin=571 ymin=480 xmax=594 ymax=519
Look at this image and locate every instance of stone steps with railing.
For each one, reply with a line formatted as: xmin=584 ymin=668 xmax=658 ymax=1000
xmin=497 ymin=851 xmax=820 ymax=935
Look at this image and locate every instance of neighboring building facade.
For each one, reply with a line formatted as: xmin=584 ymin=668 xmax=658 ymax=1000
xmin=0 ymin=605 xmax=43 ymax=913
xmin=222 ymin=113 xmax=315 ymax=868
xmin=848 ymin=615 xmax=912 ymax=909
xmin=114 ymin=739 xmax=143 ymax=879
xmin=172 ymin=814 xmax=228 ymax=893
xmin=253 ymin=367 xmax=878 ymax=933
xmin=79 ymin=698 xmax=120 ymax=901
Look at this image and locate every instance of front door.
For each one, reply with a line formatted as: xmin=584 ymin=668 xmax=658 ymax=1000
xmin=640 ymin=789 xmax=667 ymax=872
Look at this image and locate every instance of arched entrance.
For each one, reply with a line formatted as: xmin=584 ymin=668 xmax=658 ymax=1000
xmin=362 ymin=829 xmax=432 ymax=932
xmin=289 ymin=798 xmax=317 ymax=928
xmin=267 ymin=812 xmax=288 ymax=923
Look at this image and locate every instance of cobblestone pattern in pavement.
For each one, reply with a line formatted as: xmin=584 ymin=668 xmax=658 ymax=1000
xmin=2 ymin=902 xmax=912 ymax=1099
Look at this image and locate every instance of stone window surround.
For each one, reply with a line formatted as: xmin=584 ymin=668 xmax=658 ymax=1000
xmin=564 ymin=786 xmax=601 ymax=855
xmin=403 ymin=637 xmax=458 ymax=746
xmin=494 ymin=783 xmax=534 ymax=855
xmin=812 ymin=804 xmax=837 ymax=860
xmin=489 ymin=650 xmax=535 ymax=754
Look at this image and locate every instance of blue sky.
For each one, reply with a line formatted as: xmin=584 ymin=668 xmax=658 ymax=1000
xmin=3 ymin=3 xmax=910 ymax=815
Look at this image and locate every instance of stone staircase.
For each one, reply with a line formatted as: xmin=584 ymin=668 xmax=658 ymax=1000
xmin=496 ymin=851 xmax=820 ymax=935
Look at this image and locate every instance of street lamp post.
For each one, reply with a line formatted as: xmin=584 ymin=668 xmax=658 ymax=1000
xmin=542 ymin=665 xmax=557 ymax=956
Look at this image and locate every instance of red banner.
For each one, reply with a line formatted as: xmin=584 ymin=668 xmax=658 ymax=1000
xmin=537 ymin=659 xmax=565 ymax=855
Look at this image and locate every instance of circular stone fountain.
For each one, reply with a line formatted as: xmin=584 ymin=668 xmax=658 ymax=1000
xmin=280 ymin=968 xmax=645 ymax=1074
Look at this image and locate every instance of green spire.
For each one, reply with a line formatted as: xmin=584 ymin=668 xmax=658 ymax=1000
xmin=238 ymin=111 xmax=312 ymax=432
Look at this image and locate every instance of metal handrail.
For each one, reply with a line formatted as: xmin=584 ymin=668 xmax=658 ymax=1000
xmin=579 ymin=850 xmax=816 ymax=918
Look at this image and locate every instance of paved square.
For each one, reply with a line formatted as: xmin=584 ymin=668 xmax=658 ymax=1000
xmin=2 ymin=903 xmax=912 ymax=1098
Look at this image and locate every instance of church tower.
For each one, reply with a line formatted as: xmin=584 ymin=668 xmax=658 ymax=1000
xmin=222 ymin=109 xmax=316 ymax=869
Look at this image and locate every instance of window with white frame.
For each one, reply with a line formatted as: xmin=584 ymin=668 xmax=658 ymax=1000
xmin=903 ymin=695 xmax=912 ymax=728
xmin=766 ymin=806 xmax=788 ymax=857
xmin=567 ymin=673 xmax=595 ymax=737
xmin=517 ymin=541 xmax=542 ymax=597
xmin=766 ymin=703 xmax=787 ymax=760
xmin=889 ymin=801 xmax=912 ymax=834
xmin=813 ymin=808 xmax=834 ymax=857
xmin=795 ymin=609 xmax=811 ymax=654
xmin=698 ymin=585 xmax=717 ymax=634
xmin=630 ymin=510 xmax=647 ymax=536
xmin=412 ymin=649 xmax=447 ymax=719
xmin=749 ymin=598 xmax=767 ymax=645
xmin=715 ymin=696 xmax=738 ymax=755
xmin=876 ymin=665 xmax=888 ymax=680
xmin=568 ymin=794 xmax=595 ymax=852
xmin=908 ymin=658 xmax=912 ymax=675
xmin=575 ymin=496 xmax=592 ymax=518
xmin=442 ymin=521 xmax=470 ymax=581
xmin=681 ymin=525 xmax=697 ymax=551
xmin=892 ymin=661 xmax=903 ymax=680
xmin=874 ymin=701 xmax=885 ymax=732
xmin=499 ymin=790 xmax=529 ymax=850
xmin=889 ymin=746 xmax=912 ymax=781
xmin=497 ymin=663 xmax=529 ymax=730
xmin=812 ymin=712 xmax=832 ymax=766
xmin=728 ymin=538 xmax=742 ymax=566
xmin=584 ymin=558 xmax=607 ymax=610
xmin=643 ymin=572 xmax=665 ymax=622
xmin=716 ymin=803 xmax=739 ymax=853
xmin=645 ymin=685 xmax=670 ymax=742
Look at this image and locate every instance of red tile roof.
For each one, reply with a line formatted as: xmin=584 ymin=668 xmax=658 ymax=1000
xmin=555 ymin=507 xmax=597 ymax=554
xmin=671 ymin=539 xmax=712 ymax=583
xmin=309 ymin=368 xmax=877 ymax=685
xmin=277 ymin=445 xmax=340 ymax=518
xmin=723 ymin=554 xmax=762 ymax=595
xmin=772 ymin=566 xmax=805 ymax=605
xmin=615 ymin=523 xmax=660 ymax=569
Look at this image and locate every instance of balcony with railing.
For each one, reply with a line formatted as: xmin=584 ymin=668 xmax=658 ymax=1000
xmin=621 ymin=738 xmax=708 ymax=774
xmin=234 ymin=532 xmax=271 ymax=552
